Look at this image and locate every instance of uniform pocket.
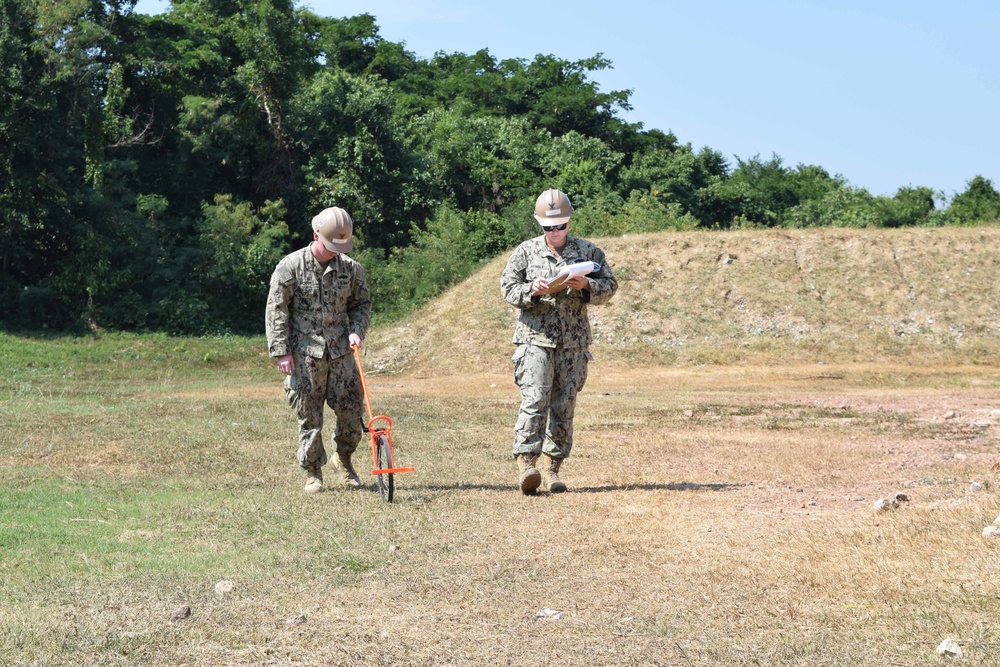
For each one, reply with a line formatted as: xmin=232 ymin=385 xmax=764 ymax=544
xmin=294 ymin=281 xmax=320 ymax=299
xmin=511 ymin=344 xmax=529 ymax=383
xmin=511 ymin=344 xmax=528 ymax=364
xmin=284 ymin=374 xmax=301 ymax=412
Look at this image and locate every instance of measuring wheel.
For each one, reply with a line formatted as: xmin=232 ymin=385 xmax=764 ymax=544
xmin=352 ymin=345 xmax=414 ymax=503
xmin=374 ymin=434 xmax=395 ymax=502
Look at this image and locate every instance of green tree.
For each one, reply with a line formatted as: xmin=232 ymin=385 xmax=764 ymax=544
xmin=784 ymin=185 xmax=879 ymax=228
xmin=197 ymin=194 xmax=289 ymax=330
xmin=409 ymin=103 xmax=547 ymax=214
xmin=948 ymin=176 xmax=1000 ymax=224
xmin=539 ymin=131 xmax=624 ymax=209
xmin=357 ymin=205 xmax=501 ymax=321
xmin=287 ymin=69 xmax=417 ymax=249
xmin=393 ymin=50 xmax=636 ymax=144
xmin=0 ymin=0 xmax=146 ymax=329
xmin=700 ymin=156 xmax=843 ymax=228
xmin=876 ymin=186 xmax=936 ymax=227
xmin=7 ymin=0 xmax=984 ymax=335
xmin=620 ymin=136 xmax=728 ymax=224
xmin=513 ymin=54 xmax=635 ymax=143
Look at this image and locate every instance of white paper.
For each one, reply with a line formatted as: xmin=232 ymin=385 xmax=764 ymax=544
xmin=546 ymin=261 xmax=600 ymax=289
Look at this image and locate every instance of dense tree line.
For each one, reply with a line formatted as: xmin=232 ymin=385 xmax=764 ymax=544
xmin=3 ymin=0 xmax=999 ymax=333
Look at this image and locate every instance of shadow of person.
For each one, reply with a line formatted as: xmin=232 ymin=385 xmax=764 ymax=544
xmin=408 ymin=483 xmax=518 ymax=492
xmin=571 ymin=481 xmax=743 ymax=493
xmin=405 ymin=481 xmax=743 ymax=494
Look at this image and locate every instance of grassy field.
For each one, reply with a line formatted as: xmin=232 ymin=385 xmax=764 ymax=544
xmin=3 ymin=227 xmax=1000 ymax=665
xmin=3 ymin=333 xmax=1000 ymax=666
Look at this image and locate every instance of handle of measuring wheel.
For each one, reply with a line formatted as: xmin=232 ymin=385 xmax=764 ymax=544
xmin=367 ymin=415 xmax=415 ymax=475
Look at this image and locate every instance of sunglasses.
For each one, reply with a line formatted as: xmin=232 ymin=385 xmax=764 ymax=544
xmin=543 ymin=223 xmax=568 ymax=232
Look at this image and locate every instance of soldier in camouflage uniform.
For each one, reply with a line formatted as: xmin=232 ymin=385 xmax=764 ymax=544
xmin=500 ymin=189 xmax=618 ymax=494
xmin=265 ymin=207 xmax=372 ymax=494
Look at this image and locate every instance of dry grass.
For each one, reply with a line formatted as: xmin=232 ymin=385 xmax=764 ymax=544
xmin=4 ymin=227 xmax=1000 ymax=665
xmin=368 ymin=226 xmax=1000 ymax=374
xmin=3 ymin=361 xmax=1000 ymax=665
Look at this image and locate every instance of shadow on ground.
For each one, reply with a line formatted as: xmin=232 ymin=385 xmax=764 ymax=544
xmin=405 ymin=481 xmax=744 ymax=493
xmin=574 ymin=481 xmax=744 ymax=493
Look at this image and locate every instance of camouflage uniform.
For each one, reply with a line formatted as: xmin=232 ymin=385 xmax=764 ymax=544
xmin=500 ymin=235 xmax=617 ymax=459
xmin=265 ymin=247 xmax=372 ymax=473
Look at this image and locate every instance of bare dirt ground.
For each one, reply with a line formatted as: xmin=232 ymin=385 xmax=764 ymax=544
xmin=371 ymin=362 xmax=1000 ymax=515
xmin=292 ymin=361 xmax=1000 ymax=666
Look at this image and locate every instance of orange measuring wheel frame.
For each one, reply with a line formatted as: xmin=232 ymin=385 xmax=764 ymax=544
xmin=352 ymin=345 xmax=414 ymax=502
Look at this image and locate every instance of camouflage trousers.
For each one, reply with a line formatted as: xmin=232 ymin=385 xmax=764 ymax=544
xmin=511 ymin=344 xmax=590 ymax=460
xmin=284 ymin=351 xmax=364 ymax=472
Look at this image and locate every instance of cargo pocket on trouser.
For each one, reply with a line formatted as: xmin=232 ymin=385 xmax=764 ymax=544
xmin=284 ymin=358 xmax=327 ymax=469
xmin=512 ymin=345 xmax=554 ymax=455
xmin=577 ymin=350 xmax=592 ymax=393
xmin=284 ymin=366 xmax=317 ymax=417
xmin=511 ymin=344 xmax=528 ymax=385
xmin=545 ymin=348 xmax=590 ymax=459
xmin=328 ymin=354 xmax=364 ymax=455
xmin=284 ymin=374 xmax=300 ymax=412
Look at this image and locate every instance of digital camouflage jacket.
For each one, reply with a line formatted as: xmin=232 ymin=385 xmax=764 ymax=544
xmin=265 ymin=247 xmax=372 ymax=361
xmin=500 ymin=236 xmax=617 ymax=349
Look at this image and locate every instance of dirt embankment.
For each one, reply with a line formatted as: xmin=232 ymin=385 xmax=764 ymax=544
xmin=367 ymin=226 xmax=1000 ymax=375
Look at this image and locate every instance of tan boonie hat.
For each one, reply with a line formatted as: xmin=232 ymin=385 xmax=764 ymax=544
xmin=533 ymin=188 xmax=573 ymax=226
xmin=312 ymin=207 xmax=353 ymax=253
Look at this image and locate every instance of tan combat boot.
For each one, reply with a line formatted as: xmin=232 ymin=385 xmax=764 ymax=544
xmin=517 ymin=453 xmax=541 ymax=495
xmin=304 ymin=467 xmax=324 ymax=494
xmin=336 ymin=452 xmax=362 ymax=488
xmin=546 ymin=455 xmax=567 ymax=493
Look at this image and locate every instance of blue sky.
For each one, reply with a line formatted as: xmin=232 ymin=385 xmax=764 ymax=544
xmin=133 ymin=0 xmax=998 ymax=200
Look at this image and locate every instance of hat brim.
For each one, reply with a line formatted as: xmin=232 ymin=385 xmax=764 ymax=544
xmin=320 ymin=236 xmax=353 ymax=253
xmin=534 ymin=214 xmax=571 ymax=226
